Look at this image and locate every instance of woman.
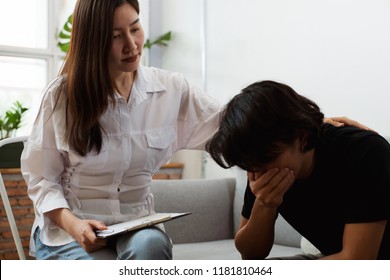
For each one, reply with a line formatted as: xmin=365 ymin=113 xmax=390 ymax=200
xmin=21 ymin=0 xmax=367 ymax=260
xmin=21 ymin=0 xmax=220 ymax=260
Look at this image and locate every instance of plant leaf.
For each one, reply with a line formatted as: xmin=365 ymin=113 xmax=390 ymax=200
xmin=0 ymin=101 xmax=29 ymax=139
xmin=57 ymin=15 xmax=73 ymax=53
xmin=143 ymin=31 xmax=172 ymax=49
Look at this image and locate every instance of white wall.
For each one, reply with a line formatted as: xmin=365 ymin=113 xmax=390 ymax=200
xmin=149 ymin=0 xmax=206 ymax=179
xmin=207 ymin=0 xmax=390 ymax=131
xmin=155 ymin=0 xmax=390 ymax=179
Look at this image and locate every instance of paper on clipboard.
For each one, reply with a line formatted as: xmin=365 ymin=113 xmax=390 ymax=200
xmin=96 ymin=212 xmax=191 ymax=238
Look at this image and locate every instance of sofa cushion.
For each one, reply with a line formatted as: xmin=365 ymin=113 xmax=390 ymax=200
xmin=173 ymin=239 xmax=241 ymax=260
xmin=173 ymin=239 xmax=303 ymax=260
xmin=151 ymin=178 xmax=236 ymax=244
xmin=274 ymin=215 xmax=302 ymax=248
xmin=300 ymin=236 xmax=321 ymax=255
xmin=268 ymin=243 xmax=303 ymax=258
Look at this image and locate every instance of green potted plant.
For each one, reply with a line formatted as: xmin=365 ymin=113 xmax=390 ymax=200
xmin=0 ymin=101 xmax=29 ymax=168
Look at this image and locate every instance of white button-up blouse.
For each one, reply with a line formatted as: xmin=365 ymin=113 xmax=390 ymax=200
xmin=20 ymin=65 xmax=221 ymax=255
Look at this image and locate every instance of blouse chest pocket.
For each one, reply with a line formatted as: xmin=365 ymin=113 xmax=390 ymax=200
xmin=146 ymin=126 xmax=176 ymax=149
xmin=144 ymin=126 xmax=176 ymax=170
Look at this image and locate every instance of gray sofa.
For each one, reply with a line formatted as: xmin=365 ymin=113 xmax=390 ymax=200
xmin=151 ymin=177 xmax=306 ymax=260
xmin=92 ymin=176 xmax=312 ymax=260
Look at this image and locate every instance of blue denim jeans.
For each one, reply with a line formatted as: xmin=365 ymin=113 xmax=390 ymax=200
xmin=33 ymin=226 xmax=172 ymax=260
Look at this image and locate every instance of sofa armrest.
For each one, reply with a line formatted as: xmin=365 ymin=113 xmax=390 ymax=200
xmin=151 ymin=178 xmax=236 ymax=244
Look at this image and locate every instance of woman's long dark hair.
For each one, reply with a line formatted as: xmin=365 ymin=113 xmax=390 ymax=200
xmin=206 ymin=80 xmax=324 ymax=171
xmin=59 ymin=0 xmax=139 ymax=156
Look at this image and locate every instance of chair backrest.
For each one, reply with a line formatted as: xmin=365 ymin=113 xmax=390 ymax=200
xmin=0 ymin=135 xmax=28 ymax=260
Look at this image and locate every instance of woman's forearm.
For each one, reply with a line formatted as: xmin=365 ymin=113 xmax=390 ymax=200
xmin=45 ymin=208 xmax=79 ymax=234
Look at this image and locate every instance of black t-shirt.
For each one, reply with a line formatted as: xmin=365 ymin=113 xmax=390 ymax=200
xmin=242 ymin=124 xmax=390 ymax=259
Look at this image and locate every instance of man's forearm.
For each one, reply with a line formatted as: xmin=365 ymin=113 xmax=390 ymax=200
xmin=235 ymin=204 xmax=278 ymax=259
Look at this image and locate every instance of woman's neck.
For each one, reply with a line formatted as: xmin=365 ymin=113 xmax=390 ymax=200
xmin=115 ymin=71 xmax=136 ymax=101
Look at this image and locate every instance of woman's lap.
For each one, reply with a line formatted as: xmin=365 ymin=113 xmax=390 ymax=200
xmin=34 ymin=226 xmax=172 ymax=260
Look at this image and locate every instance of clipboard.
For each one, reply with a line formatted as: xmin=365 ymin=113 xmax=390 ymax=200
xmin=95 ymin=212 xmax=191 ymax=238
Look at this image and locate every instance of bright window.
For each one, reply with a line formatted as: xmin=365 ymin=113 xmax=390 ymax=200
xmin=0 ymin=56 xmax=47 ymax=136
xmin=0 ymin=0 xmax=77 ymax=137
xmin=0 ymin=0 xmax=149 ymax=137
xmin=0 ymin=1 xmax=48 ymax=49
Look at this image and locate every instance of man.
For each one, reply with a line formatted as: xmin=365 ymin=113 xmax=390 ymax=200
xmin=206 ymin=80 xmax=390 ymax=259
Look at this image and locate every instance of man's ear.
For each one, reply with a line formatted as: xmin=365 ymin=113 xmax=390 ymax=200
xmin=298 ymin=132 xmax=309 ymax=152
